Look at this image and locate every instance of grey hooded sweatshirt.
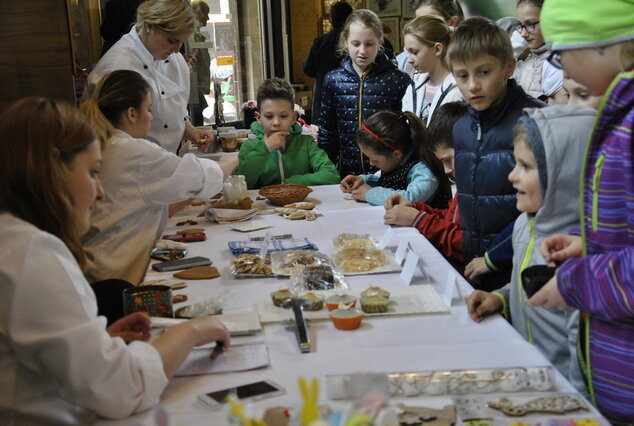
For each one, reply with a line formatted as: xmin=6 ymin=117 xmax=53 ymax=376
xmin=496 ymin=105 xmax=597 ymax=395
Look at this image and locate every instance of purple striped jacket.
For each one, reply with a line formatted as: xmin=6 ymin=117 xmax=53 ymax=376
xmin=557 ymin=71 xmax=634 ymax=423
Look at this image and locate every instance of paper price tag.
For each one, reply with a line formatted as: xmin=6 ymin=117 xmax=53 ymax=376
xmin=394 ymin=236 xmax=409 ymax=265
xmin=400 ymin=249 xmax=419 ymax=285
xmin=377 ymin=226 xmax=395 ymax=249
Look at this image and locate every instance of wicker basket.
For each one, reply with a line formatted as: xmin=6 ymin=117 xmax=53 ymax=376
xmin=258 ymin=184 xmax=313 ymax=206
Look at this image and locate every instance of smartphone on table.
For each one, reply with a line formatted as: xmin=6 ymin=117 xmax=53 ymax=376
xmin=151 ymin=256 xmax=212 ymax=272
xmin=162 ymin=233 xmax=206 ymax=242
xmin=197 ymin=380 xmax=286 ymax=410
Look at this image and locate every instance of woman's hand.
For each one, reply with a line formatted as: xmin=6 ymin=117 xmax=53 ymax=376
xmin=107 ymin=312 xmax=152 ymax=343
xmin=527 ymin=276 xmax=570 ymax=310
xmin=464 ymin=257 xmax=490 ymax=283
xmin=540 ymin=235 xmax=582 ymax=266
xmin=384 ymin=204 xmax=418 ymax=226
xmin=186 ymin=123 xmax=214 ymax=147
xmin=351 ymin=184 xmax=372 ymax=202
xmin=384 ymin=193 xmax=411 ymax=210
xmin=188 ymin=316 xmax=231 ymax=348
xmin=340 ymin=175 xmax=364 ymax=193
xmin=264 ymin=131 xmax=288 ymax=151
xmin=152 ymin=316 xmax=231 ymax=378
xmin=466 ymin=290 xmax=502 ymax=323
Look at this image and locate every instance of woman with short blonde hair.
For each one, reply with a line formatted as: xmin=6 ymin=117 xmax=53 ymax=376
xmin=85 ymin=0 xmax=210 ymax=154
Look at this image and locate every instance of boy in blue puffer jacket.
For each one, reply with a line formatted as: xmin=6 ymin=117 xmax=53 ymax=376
xmin=318 ymin=9 xmax=410 ymax=177
xmin=447 ymin=16 xmax=545 ymax=291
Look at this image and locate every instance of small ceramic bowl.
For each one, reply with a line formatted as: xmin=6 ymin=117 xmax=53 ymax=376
xmin=330 ymin=308 xmax=364 ymax=330
xmin=325 ymin=294 xmax=357 ymax=311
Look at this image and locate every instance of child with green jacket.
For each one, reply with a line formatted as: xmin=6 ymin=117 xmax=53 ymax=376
xmin=236 ymin=78 xmax=340 ymax=189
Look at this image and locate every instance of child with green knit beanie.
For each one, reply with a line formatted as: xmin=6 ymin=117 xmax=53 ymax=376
xmin=526 ymin=0 xmax=634 ymax=423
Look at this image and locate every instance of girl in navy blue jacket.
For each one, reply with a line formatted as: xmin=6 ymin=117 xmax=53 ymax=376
xmin=318 ymin=9 xmax=410 ymax=177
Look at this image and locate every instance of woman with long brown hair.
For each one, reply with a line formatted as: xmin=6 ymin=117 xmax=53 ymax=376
xmin=0 ymin=97 xmax=230 ymax=424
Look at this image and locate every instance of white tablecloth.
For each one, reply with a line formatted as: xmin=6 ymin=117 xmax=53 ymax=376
xmin=98 ymin=185 xmax=597 ymax=425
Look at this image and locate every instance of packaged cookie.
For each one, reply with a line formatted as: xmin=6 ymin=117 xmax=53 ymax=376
xmin=333 ymin=248 xmax=388 ymax=274
xmin=230 ymin=254 xmax=273 ymax=277
xmin=290 ymin=264 xmax=349 ymax=291
xmin=270 ymin=250 xmax=334 ymax=276
xmin=333 ymin=233 xmax=378 ymax=251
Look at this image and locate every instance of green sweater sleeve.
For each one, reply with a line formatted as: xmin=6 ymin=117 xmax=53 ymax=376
xmin=236 ymin=138 xmax=276 ymax=189
xmin=284 ymin=137 xmax=340 ymax=186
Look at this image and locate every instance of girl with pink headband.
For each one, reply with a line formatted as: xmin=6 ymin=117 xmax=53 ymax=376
xmin=340 ymin=110 xmax=451 ymax=207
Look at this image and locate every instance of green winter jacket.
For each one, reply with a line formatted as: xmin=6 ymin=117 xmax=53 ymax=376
xmin=236 ymin=122 xmax=340 ymax=189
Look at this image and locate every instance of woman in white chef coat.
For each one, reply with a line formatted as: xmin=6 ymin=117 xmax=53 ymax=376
xmin=0 ymin=97 xmax=230 ymax=424
xmin=85 ymin=0 xmax=211 ymax=153
xmin=80 ymin=69 xmax=238 ymax=285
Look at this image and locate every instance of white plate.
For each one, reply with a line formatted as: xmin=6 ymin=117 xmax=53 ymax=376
xmin=257 ymin=285 xmax=449 ymax=323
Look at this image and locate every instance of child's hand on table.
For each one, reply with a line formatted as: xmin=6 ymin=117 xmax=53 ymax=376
xmin=384 ymin=193 xmax=411 ymax=210
xmin=340 ymin=175 xmax=364 ymax=193
xmin=351 ymin=184 xmax=372 ymax=202
xmin=466 ymin=290 xmax=502 ymax=323
xmin=264 ymin=131 xmax=289 ymax=151
xmin=384 ymin=204 xmax=418 ymax=226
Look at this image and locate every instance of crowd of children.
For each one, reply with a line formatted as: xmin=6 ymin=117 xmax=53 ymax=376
xmin=1 ymin=0 xmax=632 ymax=422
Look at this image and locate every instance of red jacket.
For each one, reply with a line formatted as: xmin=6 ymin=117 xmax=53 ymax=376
xmin=411 ymin=193 xmax=463 ymax=270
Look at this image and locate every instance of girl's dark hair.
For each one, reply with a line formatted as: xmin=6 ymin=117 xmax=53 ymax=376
xmin=80 ymin=70 xmax=150 ymax=146
xmin=413 ymin=0 xmax=465 ymax=23
xmin=357 ymin=111 xmax=447 ymax=187
xmin=0 ymin=97 xmax=97 ymax=266
xmin=516 ymin=0 xmax=544 ymax=6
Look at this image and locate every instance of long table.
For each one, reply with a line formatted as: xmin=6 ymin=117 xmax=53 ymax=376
xmin=98 ymin=185 xmax=598 ymax=425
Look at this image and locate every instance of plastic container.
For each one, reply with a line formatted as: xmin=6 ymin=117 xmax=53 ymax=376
xmin=330 ymin=308 xmax=364 ymax=330
xmin=325 ymin=294 xmax=357 ymax=311
xmin=219 ymin=131 xmax=238 ymax=152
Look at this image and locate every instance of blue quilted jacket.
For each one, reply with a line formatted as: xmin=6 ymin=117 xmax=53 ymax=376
xmin=453 ymin=79 xmax=544 ymax=262
xmin=317 ymin=54 xmax=410 ymax=177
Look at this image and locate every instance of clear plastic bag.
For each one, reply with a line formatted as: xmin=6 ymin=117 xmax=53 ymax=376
xmin=289 ymin=264 xmax=349 ymax=291
xmin=333 ymin=248 xmax=389 ymax=274
xmin=230 ymin=254 xmax=273 ymax=278
xmin=270 ymin=250 xmax=334 ymax=276
xmin=333 ymin=233 xmax=378 ymax=251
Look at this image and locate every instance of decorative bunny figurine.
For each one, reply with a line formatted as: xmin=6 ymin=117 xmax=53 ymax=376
xmin=299 ymin=377 xmax=320 ymax=425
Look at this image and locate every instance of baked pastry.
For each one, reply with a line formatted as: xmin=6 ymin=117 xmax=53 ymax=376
xmin=283 ymin=201 xmax=315 ymax=210
xmin=231 ymin=254 xmax=272 ymax=275
xmin=335 ymin=233 xmax=377 ymax=250
xmin=360 ymin=286 xmax=390 ymax=299
xmin=360 ymin=295 xmax=389 ymax=313
xmin=302 ymin=265 xmax=335 ymax=290
xmin=173 ymin=266 xmax=220 ymax=280
xmin=271 ymin=288 xmax=295 ymax=306
xmin=334 ymin=248 xmax=387 ymax=273
xmin=297 ymin=292 xmax=324 ymax=311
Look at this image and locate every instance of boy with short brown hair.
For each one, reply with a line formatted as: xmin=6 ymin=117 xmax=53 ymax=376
xmin=447 ymin=17 xmax=544 ymax=291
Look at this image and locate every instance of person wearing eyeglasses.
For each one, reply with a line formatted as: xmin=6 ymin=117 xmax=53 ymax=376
xmin=513 ymin=0 xmax=548 ymax=100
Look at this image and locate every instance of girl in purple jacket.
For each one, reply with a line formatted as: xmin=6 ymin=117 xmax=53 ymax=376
xmin=528 ymin=0 xmax=634 ymax=422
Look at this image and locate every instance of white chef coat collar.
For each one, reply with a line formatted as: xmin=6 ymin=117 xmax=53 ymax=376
xmin=129 ymin=26 xmax=175 ymax=68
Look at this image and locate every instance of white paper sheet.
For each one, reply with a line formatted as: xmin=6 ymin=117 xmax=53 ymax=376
xmin=174 ymin=340 xmax=269 ymax=377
